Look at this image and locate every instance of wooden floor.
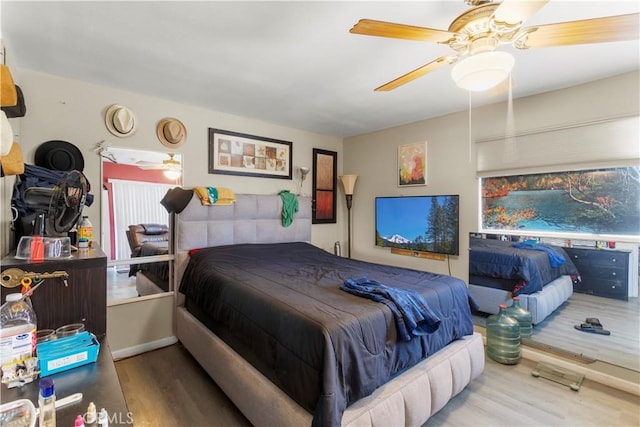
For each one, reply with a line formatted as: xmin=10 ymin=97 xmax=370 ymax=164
xmin=115 ymin=343 xmax=640 ymax=427
xmin=531 ymin=293 xmax=639 ymax=372
xmin=474 ymin=293 xmax=640 ymax=371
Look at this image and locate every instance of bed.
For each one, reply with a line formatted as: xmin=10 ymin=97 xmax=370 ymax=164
xmin=173 ymin=193 xmax=484 ymax=427
xmin=127 ymin=223 xmax=171 ymax=296
xmin=468 ymin=236 xmax=579 ymax=324
xmin=131 ymin=242 xmax=170 ymax=296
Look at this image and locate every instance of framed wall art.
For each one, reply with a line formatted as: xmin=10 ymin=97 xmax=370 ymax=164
xmin=312 ymin=148 xmax=337 ymax=224
xmin=398 ymin=141 xmax=427 ymax=187
xmin=481 ymin=166 xmax=640 ymax=236
xmin=208 ymin=128 xmax=292 ymax=179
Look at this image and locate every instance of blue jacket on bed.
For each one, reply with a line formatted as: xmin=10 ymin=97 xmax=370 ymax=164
xmin=512 ymin=242 xmax=566 ymax=267
xmin=341 ymin=277 xmax=441 ymax=341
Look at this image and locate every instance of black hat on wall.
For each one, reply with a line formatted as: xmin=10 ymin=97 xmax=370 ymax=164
xmin=34 ymin=140 xmax=85 ymax=172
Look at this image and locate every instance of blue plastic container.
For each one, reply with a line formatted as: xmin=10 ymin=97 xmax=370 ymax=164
xmin=37 ymin=331 xmax=99 ymax=377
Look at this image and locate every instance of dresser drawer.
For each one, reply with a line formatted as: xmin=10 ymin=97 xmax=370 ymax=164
xmin=573 ymin=277 xmax=628 ymax=300
xmin=566 ymin=248 xmax=629 ymax=269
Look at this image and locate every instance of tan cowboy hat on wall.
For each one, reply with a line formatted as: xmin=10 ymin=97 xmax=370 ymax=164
xmin=105 ymin=104 xmax=137 ymax=137
xmin=1 ymin=65 xmax=18 ymax=108
xmin=156 ymin=117 xmax=187 ymax=148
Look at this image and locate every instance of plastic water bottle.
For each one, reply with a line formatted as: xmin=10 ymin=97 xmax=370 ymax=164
xmin=505 ymin=296 xmax=533 ymax=339
xmin=98 ymin=408 xmax=109 ymax=427
xmin=0 ymin=293 xmax=37 ymax=368
xmin=486 ymin=304 xmax=521 ymax=365
xmin=38 ymin=378 xmax=56 ymax=427
xmin=77 ymin=216 xmax=94 ymax=247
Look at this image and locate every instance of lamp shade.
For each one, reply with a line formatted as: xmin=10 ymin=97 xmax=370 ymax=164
xmin=299 ymin=166 xmax=310 ymax=180
xmin=451 ymin=51 xmax=515 ymax=92
xmin=340 ymin=174 xmax=358 ymax=195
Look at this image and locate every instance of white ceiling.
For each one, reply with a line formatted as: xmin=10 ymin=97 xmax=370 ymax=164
xmin=2 ymin=1 xmax=639 ymax=138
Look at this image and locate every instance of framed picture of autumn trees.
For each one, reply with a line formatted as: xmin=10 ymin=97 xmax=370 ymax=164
xmin=481 ymin=167 xmax=640 ymax=236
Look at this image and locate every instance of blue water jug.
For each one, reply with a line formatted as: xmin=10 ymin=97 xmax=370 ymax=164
xmin=505 ymin=296 xmax=533 ymax=339
xmin=486 ymin=304 xmax=521 ymax=365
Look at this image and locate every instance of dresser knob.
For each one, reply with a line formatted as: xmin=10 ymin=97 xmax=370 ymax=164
xmin=612 ymin=272 xmax=616 ymax=276
xmin=612 ymin=258 xmax=616 ymax=262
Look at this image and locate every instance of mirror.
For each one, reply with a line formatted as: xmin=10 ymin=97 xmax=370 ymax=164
xmin=469 ymin=233 xmax=639 ymax=373
xmin=100 ymin=147 xmax=182 ymax=304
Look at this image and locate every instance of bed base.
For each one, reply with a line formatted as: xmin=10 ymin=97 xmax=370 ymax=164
xmin=469 ymin=275 xmax=573 ymax=325
xmin=135 ymin=271 xmax=165 ymax=297
xmin=176 ymin=305 xmax=484 ymax=427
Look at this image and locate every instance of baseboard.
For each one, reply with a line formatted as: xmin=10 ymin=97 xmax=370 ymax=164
xmin=110 ymin=336 xmax=178 ymax=361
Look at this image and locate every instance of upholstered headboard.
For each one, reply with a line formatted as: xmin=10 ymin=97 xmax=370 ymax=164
xmin=173 ymin=193 xmax=311 ymax=299
xmin=176 ymin=193 xmax=312 ymax=253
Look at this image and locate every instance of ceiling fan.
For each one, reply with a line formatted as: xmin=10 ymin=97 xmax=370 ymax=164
xmin=350 ymin=0 xmax=639 ymax=91
xmin=136 ymin=152 xmax=181 ymax=171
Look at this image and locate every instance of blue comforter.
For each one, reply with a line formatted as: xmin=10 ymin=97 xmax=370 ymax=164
xmin=180 ymin=242 xmax=475 ymax=427
xmin=469 ymin=238 xmax=579 ymax=295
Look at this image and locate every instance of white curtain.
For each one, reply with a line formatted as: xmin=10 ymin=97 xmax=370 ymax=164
xmin=109 ymin=179 xmax=174 ymax=260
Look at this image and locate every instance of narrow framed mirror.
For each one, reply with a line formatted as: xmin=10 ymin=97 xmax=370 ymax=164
xmin=100 ymin=147 xmax=182 ymax=304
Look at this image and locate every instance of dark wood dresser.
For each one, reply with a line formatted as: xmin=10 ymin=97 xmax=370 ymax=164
xmin=564 ymin=246 xmax=630 ymax=301
xmin=1 ymin=245 xmax=107 ymax=337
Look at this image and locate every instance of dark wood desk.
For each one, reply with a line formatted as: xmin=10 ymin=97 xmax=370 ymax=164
xmin=1 ymin=245 xmax=107 ymax=337
xmin=1 ymin=338 xmax=129 ymax=425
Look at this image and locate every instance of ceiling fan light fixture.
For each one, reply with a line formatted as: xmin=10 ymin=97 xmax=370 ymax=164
xmin=163 ymin=169 xmax=181 ymax=180
xmin=451 ymin=51 xmax=515 ymax=92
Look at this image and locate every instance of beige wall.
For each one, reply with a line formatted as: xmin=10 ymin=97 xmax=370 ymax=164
xmin=106 ymin=294 xmax=177 ymax=360
xmin=343 ymin=71 xmax=640 ymax=282
xmin=8 ymin=68 xmax=345 ymax=255
xmin=3 ymin=68 xmax=344 ymax=354
xmin=3 ymin=68 xmax=638 ymax=354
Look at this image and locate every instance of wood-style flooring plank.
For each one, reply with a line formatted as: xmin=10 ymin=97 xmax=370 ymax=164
xmin=474 ymin=293 xmax=640 ymax=371
xmin=115 ymin=344 xmax=640 ymax=427
xmin=115 ymin=343 xmax=251 ymax=427
xmin=531 ymin=293 xmax=639 ymax=371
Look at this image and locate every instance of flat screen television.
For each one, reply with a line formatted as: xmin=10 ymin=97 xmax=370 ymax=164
xmin=375 ymin=195 xmax=460 ymax=256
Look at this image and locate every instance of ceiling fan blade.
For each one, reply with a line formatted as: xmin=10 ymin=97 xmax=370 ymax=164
xmin=519 ymin=13 xmax=640 ymax=48
xmin=350 ymin=19 xmax=456 ymax=43
xmin=137 ymin=164 xmax=166 ymax=170
xmin=375 ymin=56 xmax=453 ymax=92
xmin=492 ymin=0 xmax=549 ymax=27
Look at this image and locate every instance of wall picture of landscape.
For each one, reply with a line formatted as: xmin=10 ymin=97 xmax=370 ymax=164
xmin=375 ymin=195 xmax=459 ymax=256
xmin=481 ymin=166 xmax=640 ymax=236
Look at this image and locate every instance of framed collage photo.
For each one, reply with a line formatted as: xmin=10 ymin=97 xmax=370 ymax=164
xmin=208 ymin=128 xmax=292 ymax=179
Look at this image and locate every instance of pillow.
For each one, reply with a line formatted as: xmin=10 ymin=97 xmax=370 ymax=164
xmin=141 ymin=224 xmax=168 ymax=235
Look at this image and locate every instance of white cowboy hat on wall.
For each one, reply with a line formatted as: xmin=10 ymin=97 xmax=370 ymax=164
xmin=104 ymin=104 xmax=137 ymax=138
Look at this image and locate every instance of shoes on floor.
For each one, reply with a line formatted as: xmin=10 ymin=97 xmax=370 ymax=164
xmin=574 ymin=318 xmax=611 ymax=335
xmin=585 ymin=317 xmax=603 ymax=328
